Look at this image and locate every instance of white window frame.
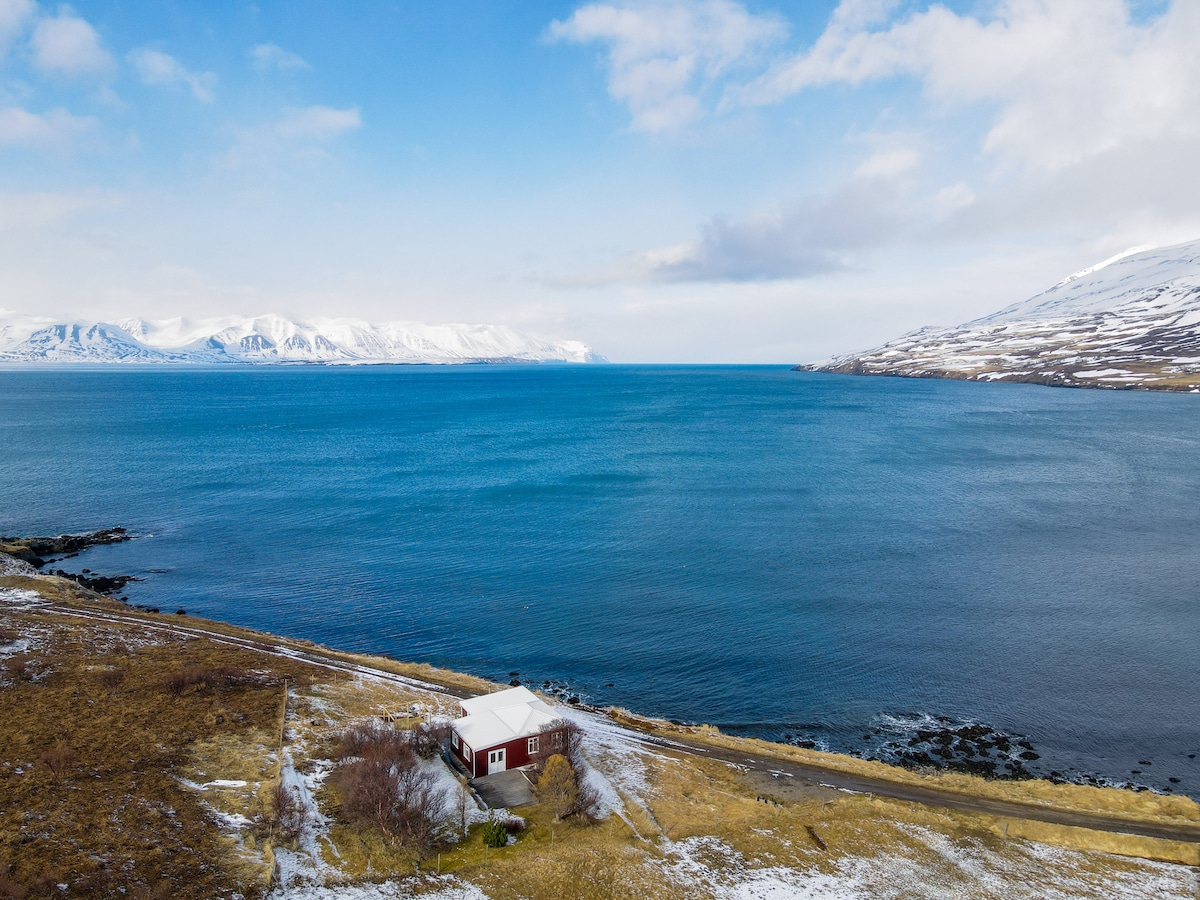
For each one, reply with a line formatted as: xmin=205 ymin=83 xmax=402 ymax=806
xmin=463 ymin=745 xmax=471 ymax=761
xmin=452 ymin=732 xmax=459 ymax=749
xmin=527 ymin=735 xmax=540 ymax=755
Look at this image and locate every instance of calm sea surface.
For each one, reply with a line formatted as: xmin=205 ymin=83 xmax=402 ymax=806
xmin=2 ymin=366 xmax=1197 ymax=793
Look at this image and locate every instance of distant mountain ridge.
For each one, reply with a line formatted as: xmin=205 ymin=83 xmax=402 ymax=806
xmin=0 ymin=312 xmax=604 ymax=365
xmin=802 ymin=239 xmax=1200 ymax=391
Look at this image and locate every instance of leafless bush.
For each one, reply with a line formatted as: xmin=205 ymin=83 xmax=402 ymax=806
xmin=334 ymin=758 xmax=401 ymax=832
xmin=530 ymin=719 xmax=585 ymax=772
xmin=162 ymin=665 xmax=253 ymax=698
xmin=273 ymin=782 xmax=307 ymax=843
xmin=331 ymin=720 xmax=448 ymax=854
xmin=336 ymin=720 xmax=413 ymax=763
xmin=39 ymin=743 xmax=76 ymax=782
xmin=162 ymin=671 xmax=190 ymax=698
xmin=412 ymin=721 xmax=451 ymax=759
xmin=0 ymin=868 xmax=27 ymax=900
xmin=97 ymin=667 xmax=125 ymax=691
xmin=2 ymin=657 xmax=32 ymax=684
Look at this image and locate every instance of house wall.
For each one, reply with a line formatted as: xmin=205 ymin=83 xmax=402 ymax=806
xmin=453 ymin=732 xmax=544 ymax=778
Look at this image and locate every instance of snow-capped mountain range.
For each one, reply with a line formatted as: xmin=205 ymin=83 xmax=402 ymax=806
xmin=803 ymin=239 xmax=1200 ymax=391
xmin=0 ymin=312 xmax=604 ymax=365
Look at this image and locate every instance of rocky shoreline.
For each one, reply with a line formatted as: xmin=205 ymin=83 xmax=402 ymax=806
xmin=0 ymin=527 xmax=140 ymax=599
xmin=3 ymin=527 xmax=1191 ymax=799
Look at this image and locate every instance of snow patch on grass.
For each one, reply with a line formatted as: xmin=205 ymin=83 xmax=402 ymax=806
xmin=270 ymin=875 xmax=487 ymax=900
xmin=654 ymin=829 xmax=1198 ymax=899
xmin=0 ymin=588 xmax=47 ymax=609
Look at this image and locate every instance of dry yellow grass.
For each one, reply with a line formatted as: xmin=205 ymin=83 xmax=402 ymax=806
xmin=2 ymin=574 xmax=1196 ymax=898
xmin=607 ymin=707 xmax=1200 ymax=827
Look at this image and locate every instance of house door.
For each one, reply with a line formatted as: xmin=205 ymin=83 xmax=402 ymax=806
xmin=487 ymin=748 xmax=506 ymax=775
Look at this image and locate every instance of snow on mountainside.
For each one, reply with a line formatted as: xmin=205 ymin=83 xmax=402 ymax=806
xmin=0 ymin=312 xmax=604 ymax=365
xmin=803 ymin=239 xmax=1200 ymax=391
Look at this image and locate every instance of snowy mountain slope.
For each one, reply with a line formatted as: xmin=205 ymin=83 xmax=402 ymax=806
xmin=0 ymin=311 xmax=604 ymax=364
xmin=803 ymin=239 xmax=1200 ymax=391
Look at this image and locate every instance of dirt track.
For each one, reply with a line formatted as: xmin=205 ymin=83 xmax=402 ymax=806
xmin=40 ymin=598 xmax=1200 ymax=850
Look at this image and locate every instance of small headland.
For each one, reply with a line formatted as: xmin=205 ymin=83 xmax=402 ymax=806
xmin=0 ymin=528 xmax=140 ymax=598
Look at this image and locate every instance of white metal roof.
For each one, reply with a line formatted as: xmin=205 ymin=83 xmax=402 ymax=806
xmin=454 ymin=686 xmax=560 ymax=751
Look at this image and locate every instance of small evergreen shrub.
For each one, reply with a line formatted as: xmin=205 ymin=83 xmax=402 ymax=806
xmin=481 ymin=815 xmax=508 ymax=848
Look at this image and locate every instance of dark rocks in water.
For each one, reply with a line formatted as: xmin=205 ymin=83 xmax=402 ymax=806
xmin=509 ymin=678 xmax=521 ymax=687
xmin=877 ymin=717 xmax=1048 ymax=783
xmin=567 ymin=696 xmax=581 ymax=705
xmin=1138 ymin=759 xmax=1152 ymax=766
xmin=51 ymin=569 xmax=139 ymax=596
xmin=508 ymin=672 xmax=519 ymax=678
xmin=1 ymin=527 xmax=131 ymax=567
xmin=1169 ymin=777 xmax=1181 ymax=784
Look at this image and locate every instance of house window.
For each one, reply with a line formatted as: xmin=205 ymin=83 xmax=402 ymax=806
xmin=464 ymin=746 xmax=471 ymax=761
xmin=527 ymin=736 xmax=539 ymax=755
xmin=552 ymin=730 xmax=563 ymax=748
xmin=452 ymin=733 xmax=459 ymax=749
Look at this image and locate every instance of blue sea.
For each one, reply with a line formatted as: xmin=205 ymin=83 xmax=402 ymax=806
xmin=1 ymin=366 xmax=1197 ymax=794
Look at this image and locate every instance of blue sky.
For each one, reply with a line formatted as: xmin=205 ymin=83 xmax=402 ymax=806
xmin=1 ymin=0 xmax=1197 ymax=361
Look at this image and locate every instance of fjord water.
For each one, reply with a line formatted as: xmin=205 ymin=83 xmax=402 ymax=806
xmin=2 ymin=366 xmax=1198 ymax=793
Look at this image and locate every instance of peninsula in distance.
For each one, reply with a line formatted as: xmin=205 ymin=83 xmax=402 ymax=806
xmin=802 ymin=240 xmax=1200 ymax=392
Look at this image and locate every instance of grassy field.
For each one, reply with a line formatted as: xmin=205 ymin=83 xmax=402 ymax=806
xmin=1 ymin=573 xmax=1197 ymax=899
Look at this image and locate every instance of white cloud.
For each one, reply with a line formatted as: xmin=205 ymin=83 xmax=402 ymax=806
xmin=31 ymin=8 xmax=114 ymax=78
xmin=128 ymin=48 xmax=216 ymax=102
xmin=740 ymin=0 xmax=1200 ymax=173
xmin=0 ymin=105 xmax=94 ymax=145
xmin=222 ymin=105 xmax=362 ymax=168
xmin=249 ymin=42 xmax=310 ymax=71
xmin=0 ymin=0 xmax=34 ymax=52
xmin=855 ymin=145 xmax=920 ymax=180
xmin=548 ymin=0 xmax=784 ymax=131
xmin=273 ymin=105 xmax=360 ymax=141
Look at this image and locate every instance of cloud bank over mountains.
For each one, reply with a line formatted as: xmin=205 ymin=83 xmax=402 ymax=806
xmin=1 ymin=1 xmax=1198 ymax=362
xmin=547 ymin=0 xmax=1200 ymax=289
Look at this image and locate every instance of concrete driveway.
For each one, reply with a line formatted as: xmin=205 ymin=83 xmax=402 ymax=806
xmin=469 ymin=769 xmax=535 ymax=809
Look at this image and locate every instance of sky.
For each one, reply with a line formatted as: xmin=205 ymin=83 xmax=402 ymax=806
xmin=1 ymin=0 xmax=1198 ymax=363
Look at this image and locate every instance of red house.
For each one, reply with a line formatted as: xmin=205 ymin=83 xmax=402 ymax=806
xmin=451 ymin=686 xmax=562 ymax=778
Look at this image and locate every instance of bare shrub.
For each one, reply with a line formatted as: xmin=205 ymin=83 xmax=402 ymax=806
xmin=2 ymin=657 xmax=32 ymax=683
xmin=273 ymin=782 xmax=307 ymax=843
xmin=162 ymin=665 xmax=253 ymax=699
xmin=162 ymin=671 xmax=190 ymax=699
xmin=412 ymin=721 xmax=451 ymax=759
xmin=0 ymin=868 xmax=27 ymax=900
xmin=39 ymin=743 xmax=76 ymax=782
xmin=97 ymin=667 xmax=125 ymax=691
xmin=334 ymin=758 xmax=402 ymax=834
xmin=331 ymin=720 xmax=448 ymax=854
xmin=336 ymin=720 xmax=413 ymax=764
xmin=530 ymin=719 xmax=584 ymax=771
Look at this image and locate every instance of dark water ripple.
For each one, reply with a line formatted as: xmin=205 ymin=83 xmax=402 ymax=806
xmin=1 ymin=365 xmax=1198 ymax=795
